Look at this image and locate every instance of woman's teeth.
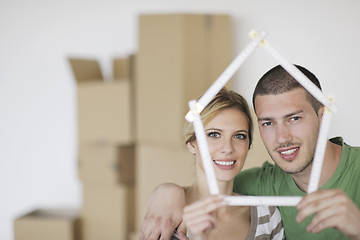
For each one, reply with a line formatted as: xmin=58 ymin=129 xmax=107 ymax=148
xmin=280 ymin=148 xmax=299 ymax=155
xmin=214 ymin=160 xmax=235 ymax=166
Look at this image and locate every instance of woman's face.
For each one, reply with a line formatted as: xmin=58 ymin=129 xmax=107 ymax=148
xmin=189 ymin=108 xmax=250 ymax=182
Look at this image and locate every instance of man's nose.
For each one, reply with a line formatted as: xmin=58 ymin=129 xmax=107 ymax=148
xmin=276 ymin=124 xmax=292 ymax=144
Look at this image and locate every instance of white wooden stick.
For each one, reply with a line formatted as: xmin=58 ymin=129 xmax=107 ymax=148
xmin=225 ymin=196 xmax=302 ymax=206
xmin=185 ymin=30 xmax=267 ymax=122
xmin=261 ymin=41 xmax=337 ymax=113
xmin=307 ymin=106 xmax=333 ymax=193
xmin=188 ymin=100 xmax=219 ymax=195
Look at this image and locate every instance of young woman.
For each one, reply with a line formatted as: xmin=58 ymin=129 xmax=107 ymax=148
xmin=174 ymin=88 xmax=285 ymax=240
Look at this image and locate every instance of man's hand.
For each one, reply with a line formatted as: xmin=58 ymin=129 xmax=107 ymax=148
xmin=296 ymin=189 xmax=360 ymax=240
xmin=139 ymin=183 xmax=187 ymax=240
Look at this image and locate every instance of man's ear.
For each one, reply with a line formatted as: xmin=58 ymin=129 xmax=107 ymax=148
xmin=318 ymin=105 xmax=325 ymax=119
xmin=187 ymin=141 xmax=197 ymax=154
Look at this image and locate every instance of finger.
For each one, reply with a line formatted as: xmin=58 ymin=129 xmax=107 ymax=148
xmin=297 ymin=189 xmax=341 ymax=209
xmin=296 ymin=190 xmax=343 ymax=222
xmin=159 ymin=218 xmax=179 ymax=240
xmin=159 ymin=229 xmax=173 ymax=240
xmin=296 ymin=197 xmax=334 ymax=223
xmin=139 ymin=215 xmax=156 ymax=240
xmin=307 ymin=210 xmax=341 ymax=233
xmin=177 ymin=231 xmax=189 ymax=240
xmin=146 ymin=217 xmax=162 ymax=240
xmin=306 ymin=195 xmax=360 ymax=237
xmin=187 ymin=217 xmax=216 ymax=236
xmin=184 ymin=197 xmax=225 ymax=219
xmin=177 ymin=221 xmax=188 ymax=240
xmin=185 ymin=212 xmax=216 ymax=228
xmin=186 ymin=195 xmax=224 ymax=208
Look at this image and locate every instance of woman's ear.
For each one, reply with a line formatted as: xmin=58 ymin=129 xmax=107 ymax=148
xmin=187 ymin=141 xmax=197 ymax=154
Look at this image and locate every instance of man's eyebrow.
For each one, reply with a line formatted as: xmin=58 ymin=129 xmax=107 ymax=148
xmin=257 ymin=110 xmax=304 ymax=122
xmin=257 ymin=117 xmax=272 ymax=122
xmin=284 ymin=110 xmax=303 ymax=118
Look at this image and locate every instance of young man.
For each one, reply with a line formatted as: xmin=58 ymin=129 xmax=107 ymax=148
xmin=139 ymin=65 xmax=360 ymax=240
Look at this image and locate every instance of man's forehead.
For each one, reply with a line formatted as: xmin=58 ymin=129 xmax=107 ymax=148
xmin=254 ymin=89 xmax=310 ymax=117
xmin=254 ymin=88 xmax=308 ymax=102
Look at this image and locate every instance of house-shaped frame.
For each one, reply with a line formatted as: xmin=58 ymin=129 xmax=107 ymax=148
xmin=186 ymin=30 xmax=337 ymax=206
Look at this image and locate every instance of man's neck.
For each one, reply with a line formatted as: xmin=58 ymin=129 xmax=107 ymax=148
xmin=291 ymin=140 xmax=342 ymax=192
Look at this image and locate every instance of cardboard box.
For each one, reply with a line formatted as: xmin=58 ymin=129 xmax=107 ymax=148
xmin=136 ymin=14 xmax=233 ymax=146
xmin=81 ymin=184 xmax=135 ymax=240
xmin=77 ymin=80 xmax=134 ymax=145
xmin=14 ymin=208 xmax=81 ymax=240
xmin=78 ymin=144 xmax=135 ymax=185
xmin=68 ymin=58 xmax=103 ymax=82
xmin=135 ymin=143 xmax=195 ymax=229
xmin=113 ymin=55 xmax=136 ymax=80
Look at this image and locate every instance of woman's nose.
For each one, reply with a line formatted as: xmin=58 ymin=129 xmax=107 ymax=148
xmin=220 ymin=138 xmax=234 ymax=154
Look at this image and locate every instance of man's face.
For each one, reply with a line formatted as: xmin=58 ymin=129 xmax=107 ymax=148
xmin=254 ymin=88 xmax=323 ymax=175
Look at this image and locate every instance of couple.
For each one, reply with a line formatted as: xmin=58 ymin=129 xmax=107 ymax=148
xmin=140 ymin=65 xmax=360 ymax=240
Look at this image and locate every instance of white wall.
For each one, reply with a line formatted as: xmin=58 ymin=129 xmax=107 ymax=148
xmin=1 ymin=0 xmax=359 ymax=239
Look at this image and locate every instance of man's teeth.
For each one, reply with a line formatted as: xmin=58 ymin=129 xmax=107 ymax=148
xmin=280 ymin=148 xmax=299 ymax=155
xmin=214 ymin=160 xmax=235 ymax=166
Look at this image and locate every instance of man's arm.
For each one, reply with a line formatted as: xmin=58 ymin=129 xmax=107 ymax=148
xmin=139 ymin=183 xmax=188 ymax=240
xmin=296 ymin=189 xmax=360 ymax=240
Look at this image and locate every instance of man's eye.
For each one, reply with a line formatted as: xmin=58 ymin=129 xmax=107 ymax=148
xmin=208 ymin=132 xmax=220 ymax=138
xmin=262 ymin=122 xmax=272 ymax=126
xmin=291 ymin=116 xmax=300 ymax=122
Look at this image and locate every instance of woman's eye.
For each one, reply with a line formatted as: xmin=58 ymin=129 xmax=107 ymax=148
xmin=208 ymin=132 xmax=220 ymax=138
xmin=235 ymin=134 xmax=247 ymax=140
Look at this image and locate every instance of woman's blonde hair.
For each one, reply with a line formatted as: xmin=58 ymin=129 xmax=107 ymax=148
xmin=184 ymin=88 xmax=253 ymax=149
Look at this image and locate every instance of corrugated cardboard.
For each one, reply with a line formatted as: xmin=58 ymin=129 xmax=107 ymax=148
xmin=14 ymin=208 xmax=81 ymax=240
xmin=135 ymin=143 xmax=195 ymax=229
xmin=136 ymin=14 xmax=233 ymax=146
xmin=242 ymin=108 xmax=270 ymax=170
xmin=78 ymin=144 xmax=135 ymax=185
xmin=68 ymin=58 xmax=103 ymax=82
xmin=81 ymin=184 xmax=135 ymax=240
xmin=77 ymin=80 xmax=134 ymax=145
xmin=113 ymin=55 xmax=136 ymax=80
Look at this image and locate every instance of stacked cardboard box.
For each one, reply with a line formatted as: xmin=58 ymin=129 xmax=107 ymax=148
xmin=242 ymin=108 xmax=271 ymax=170
xmin=70 ymin=56 xmax=136 ymax=240
xmin=134 ymin=13 xmax=234 ymax=231
xmin=13 ymin=13 xmax=272 ymax=240
xmin=14 ymin=208 xmax=81 ymax=240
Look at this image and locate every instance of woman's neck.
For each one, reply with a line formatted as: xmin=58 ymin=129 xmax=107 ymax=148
xmin=185 ymin=172 xmax=234 ymax=204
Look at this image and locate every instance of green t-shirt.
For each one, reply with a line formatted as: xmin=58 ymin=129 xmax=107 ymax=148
xmin=234 ymin=137 xmax=360 ymax=240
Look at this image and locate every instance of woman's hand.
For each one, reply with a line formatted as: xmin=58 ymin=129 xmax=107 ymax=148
xmin=183 ymin=195 xmax=226 ymax=240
